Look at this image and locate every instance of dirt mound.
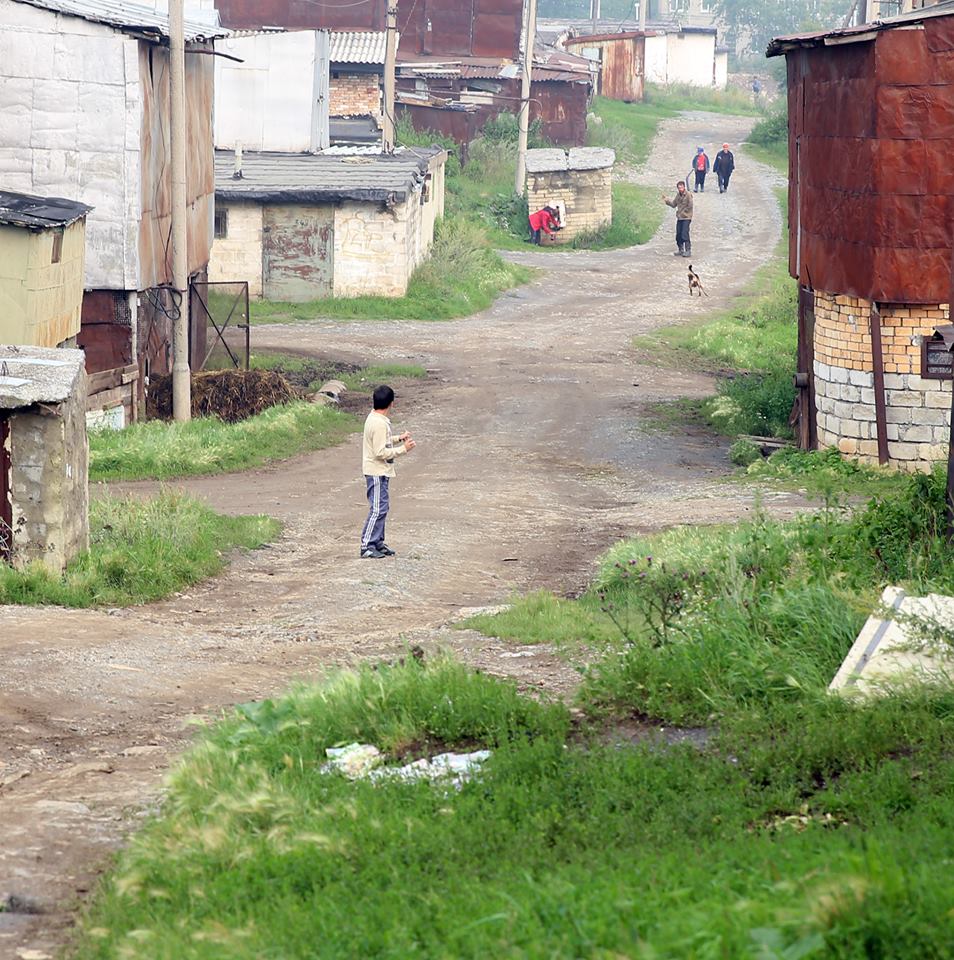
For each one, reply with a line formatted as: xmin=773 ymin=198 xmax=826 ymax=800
xmin=147 ymin=369 xmax=299 ymax=423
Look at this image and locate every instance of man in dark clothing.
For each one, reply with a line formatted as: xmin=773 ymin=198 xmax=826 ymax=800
xmin=690 ymin=146 xmax=710 ymax=192
xmin=663 ymin=180 xmax=693 ymax=257
xmin=713 ymin=143 xmax=735 ymax=193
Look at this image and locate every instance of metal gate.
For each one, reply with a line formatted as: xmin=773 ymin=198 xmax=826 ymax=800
xmin=190 ymin=281 xmax=250 ymax=372
xmin=0 ymin=414 xmax=12 ymax=564
xmin=263 ymin=207 xmax=334 ymax=302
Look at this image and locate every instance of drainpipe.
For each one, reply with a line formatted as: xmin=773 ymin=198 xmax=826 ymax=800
xmin=869 ymin=302 xmax=889 ymax=465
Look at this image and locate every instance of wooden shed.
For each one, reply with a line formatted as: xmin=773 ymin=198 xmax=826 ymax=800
xmin=769 ymin=4 xmax=954 ymax=472
xmin=564 ymin=32 xmax=648 ymax=103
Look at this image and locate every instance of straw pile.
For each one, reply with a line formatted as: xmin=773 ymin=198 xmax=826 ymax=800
xmin=148 ymin=370 xmax=299 ymax=423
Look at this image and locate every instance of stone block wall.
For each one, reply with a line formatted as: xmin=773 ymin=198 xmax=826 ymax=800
xmin=330 ymin=72 xmax=381 ymax=118
xmin=813 ymin=290 xmax=952 ymax=471
xmin=525 ymin=167 xmax=613 ymax=244
xmin=208 ymin=202 xmax=264 ymax=298
xmin=333 ymin=196 xmax=415 ymax=298
xmin=9 ymin=375 xmax=89 ymax=571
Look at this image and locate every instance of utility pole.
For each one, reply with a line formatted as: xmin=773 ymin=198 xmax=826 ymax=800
xmin=590 ymin=0 xmax=600 ymax=35
xmin=170 ymin=0 xmax=191 ymax=422
xmin=514 ymin=0 xmax=538 ymax=196
xmin=639 ymin=0 xmax=647 ymax=31
xmin=383 ymin=1 xmax=397 ymax=153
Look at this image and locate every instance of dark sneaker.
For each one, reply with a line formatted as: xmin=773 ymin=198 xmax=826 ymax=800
xmin=360 ymin=547 xmax=387 ymax=559
xmin=378 ymin=544 xmax=396 ymax=556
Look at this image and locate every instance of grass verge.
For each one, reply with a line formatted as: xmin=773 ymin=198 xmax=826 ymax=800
xmin=248 ymin=353 xmax=427 ymax=394
xmin=0 ymin=492 xmax=278 ymax=608
xmin=90 ymin=402 xmax=358 ymax=483
xmin=250 ymin=217 xmax=531 ymax=325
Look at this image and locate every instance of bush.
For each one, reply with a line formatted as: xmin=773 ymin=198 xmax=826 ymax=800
xmin=749 ymin=110 xmax=788 ymax=149
xmin=395 ymin=115 xmax=461 ymax=176
xmin=707 ymin=368 xmax=795 ymax=438
xmin=729 ymin=439 xmax=762 ymax=466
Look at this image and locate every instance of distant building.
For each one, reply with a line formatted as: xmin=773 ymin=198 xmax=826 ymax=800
xmin=209 ymin=148 xmax=447 ymax=300
xmin=215 ymin=30 xmax=386 ymax=152
xmin=0 ymin=191 xmax=91 ymax=349
xmin=0 ymin=0 xmax=225 ymax=401
xmin=769 ymin=3 xmax=954 ymax=471
xmin=564 ymin=32 xmax=648 ymax=102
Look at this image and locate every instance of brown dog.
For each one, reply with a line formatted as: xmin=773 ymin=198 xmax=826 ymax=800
xmin=688 ymin=264 xmax=707 ymax=297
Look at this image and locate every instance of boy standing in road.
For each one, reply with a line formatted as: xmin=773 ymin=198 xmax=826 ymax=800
xmin=713 ymin=143 xmax=735 ymax=193
xmin=663 ymin=180 xmax=693 ymax=258
xmin=690 ymin=146 xmax=710 ymax=192
xmin=360 ymin=385 xmax=416 ymax=559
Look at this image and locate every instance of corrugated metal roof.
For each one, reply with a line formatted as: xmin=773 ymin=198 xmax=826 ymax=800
xmin=215 ymin=148 xmax=445 ymax=204
xmin=0 ymin=190 xmax=92 ymax=230
xmin=10 ymin=0 xmax=228 ymax=41
xmin=767 ymin=0 xmax=954 ymax=56
xmin=329 ymin=30 xmax=386 ymax=64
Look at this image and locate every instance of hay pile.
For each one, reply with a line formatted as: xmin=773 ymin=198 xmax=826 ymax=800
xmin=148 ymin=370 xmax=299 ymax=423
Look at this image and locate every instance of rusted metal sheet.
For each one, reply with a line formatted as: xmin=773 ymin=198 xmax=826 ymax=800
xmin=565 ymin=34 xmax=644 ymax=102
xmin=784 ymin=24 xmax=954 ymax=304
xmin=263 ymin=206 xmax=334 ymax=302
xmin=138 ymin=42 xmax=215 ymax=290
xmin=77 ymin=290 xmax=133 ymax=374
xmin=531 ymin=81 xmax=589 ymax=145
xmin=215 ymin=0 xmax=382 ymax=31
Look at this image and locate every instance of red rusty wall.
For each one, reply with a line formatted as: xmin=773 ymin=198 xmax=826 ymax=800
xmin=789 ymin=24 xmax=954 ymax=303
xmin=77 ymin=291 xmax=133 ymax=375
xmin=214 ymin=0 xmax=520 ymax=59
xmin=531 ymin=82 xmax=589 ymax=145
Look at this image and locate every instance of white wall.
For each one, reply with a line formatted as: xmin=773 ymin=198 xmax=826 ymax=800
xmin=0 ymin=0 xmax=142 ymax=290
xmin=666 ymin=32 xmax=717 ymax=87
xmin=215 ymin=32 xmax=321 ymax=152
xmin=714 ymin=50 xmax=728 ymax=90
xmin=644 ymin=34 xmax=669 ymax=84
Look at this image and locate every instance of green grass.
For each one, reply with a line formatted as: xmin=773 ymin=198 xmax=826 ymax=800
xmin=248 ymin=353 xmax=427 ymax=393
xmin=250 ymin=217 xmax=531 ymax=325
xmin=643 ymin=81 xmax=765 ymax=117
xmin=90 ymin=402 xmax=358 ymax=482
xmin=586 ymin=95 xmax=680 ymax=168
xmin=0 ymin=492 xmax=278 ymax=608
xmin=73 ymin=652 xmax=954 ymax=958
xmin=740 ymin=447 xmax=906 ymax=498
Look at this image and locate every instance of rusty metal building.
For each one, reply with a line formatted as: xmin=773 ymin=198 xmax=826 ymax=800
xmin=564 ymin=31 xmax=649 ymax=102
xmin=0 ymin=0 xmax=225 ymax=422
xmin=769 ymin=2 xmax=954 ymax=471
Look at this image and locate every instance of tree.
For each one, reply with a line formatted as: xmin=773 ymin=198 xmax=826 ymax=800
xmin=715 ymin=0 xmax=847 ymax=61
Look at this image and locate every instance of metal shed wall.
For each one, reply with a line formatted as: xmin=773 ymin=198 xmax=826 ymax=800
xmin=788 ymin=18 xmax=954 ymax=304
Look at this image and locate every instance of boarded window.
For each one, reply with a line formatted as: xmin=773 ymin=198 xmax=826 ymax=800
xmin=214 ymin=209 xmax=228 ymax=240
xmin=51 ymin=229 xmax=63 ymax=264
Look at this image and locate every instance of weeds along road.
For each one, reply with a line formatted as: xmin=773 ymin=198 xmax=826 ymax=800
xmin=0 ymin=112 xmax=802 ymax=956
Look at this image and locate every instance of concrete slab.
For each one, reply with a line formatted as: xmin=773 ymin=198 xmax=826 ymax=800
xmin=829 ymin=585 xmax=954 ymax=696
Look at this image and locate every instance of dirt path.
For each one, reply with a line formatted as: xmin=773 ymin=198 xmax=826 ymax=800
xmin=0 ymin=113 xmax=798 ymax=958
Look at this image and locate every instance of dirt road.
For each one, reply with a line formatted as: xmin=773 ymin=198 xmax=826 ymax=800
xmin=0 ymin=113 xmax=797 ymax=957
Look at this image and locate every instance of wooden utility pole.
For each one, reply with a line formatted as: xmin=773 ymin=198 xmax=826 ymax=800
xmin=170 ymin=0 xmax=191 ymax=422
xmin=639 ymin=0 xmax=647 ymax=31
xmin=383 ymin=2 xmax=398 ymax=153
xmin=514 ymin=0 xmax=538 ymax=196
xmin=591 ymin=0 xmax=600 ymax=35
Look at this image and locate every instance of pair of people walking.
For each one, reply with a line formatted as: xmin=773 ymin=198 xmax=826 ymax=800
xmin=688 ymin=144 xmax=735 ymax=193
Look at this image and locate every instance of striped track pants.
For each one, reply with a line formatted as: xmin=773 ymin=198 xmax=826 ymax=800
xmin=361 ymin=475 xmax=390 ymax=550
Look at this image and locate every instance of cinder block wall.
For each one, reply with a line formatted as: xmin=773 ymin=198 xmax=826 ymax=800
xmin=208 ymin=202 xmax=264 ymax=298
xmin=330 ymin=72 xmax=381 ymax=118
xmin=9 ymin=373 xmax=89 ymax=571
xmin=333 ymin=197 xmax=415 ymax=298
xmin=526 ymin=168 xmax=613 ymax=243
xmin=813 ymin=291 xmax=952 ymax=471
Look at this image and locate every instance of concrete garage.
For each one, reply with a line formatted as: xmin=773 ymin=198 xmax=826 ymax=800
xmin=0 ymin=345 xmax=88 ymax=571
xmin=209 ymin=147 xmax=447 ymax=301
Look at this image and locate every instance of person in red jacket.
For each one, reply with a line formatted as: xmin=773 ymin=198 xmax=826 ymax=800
xmin=528 ymin=205 xmax=561 ymax=244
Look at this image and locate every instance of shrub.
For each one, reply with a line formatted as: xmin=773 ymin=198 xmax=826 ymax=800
xmin=749 ymin=110 xmax=788 ymax=149
xmin=730 ymin=439 xmax=762 ymax=466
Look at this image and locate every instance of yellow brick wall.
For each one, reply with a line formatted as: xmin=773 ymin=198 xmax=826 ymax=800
xmin=813 ymin=291 xmax=951 ymax=374
xmin=330 ymin=73 xmax=381 ymax=118
xmin=526 ymin=168 xmax=612 ymax=244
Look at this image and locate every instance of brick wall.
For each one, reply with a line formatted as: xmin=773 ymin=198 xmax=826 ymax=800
xmin=526 ymin=168 xmax=612 ymax=244
xmin=208 ymin=202 xmax=264 ymax=298
xmin=330 ymin=72 xmax=381 ymax=118
xmin=813 ymin=290 xmax=952 ymax=471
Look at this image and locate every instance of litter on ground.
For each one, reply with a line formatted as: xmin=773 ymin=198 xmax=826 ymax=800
xmin=320 ymin=742 xmax=492 ymax=788
xmin=829 ymin=586 xmax=954 ymax=697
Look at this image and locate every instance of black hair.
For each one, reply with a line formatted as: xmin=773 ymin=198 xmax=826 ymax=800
xmin=676 ymin=180 xmax=686 ymax=188
xmin=373 ymin=384 xmax=395 ymax=409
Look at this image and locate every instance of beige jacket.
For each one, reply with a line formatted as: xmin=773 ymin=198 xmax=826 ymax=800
xmin=666 ymin=191 xmax=693 ymax=220
xmin=362 ymin=411 xmax=407 ymax=477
